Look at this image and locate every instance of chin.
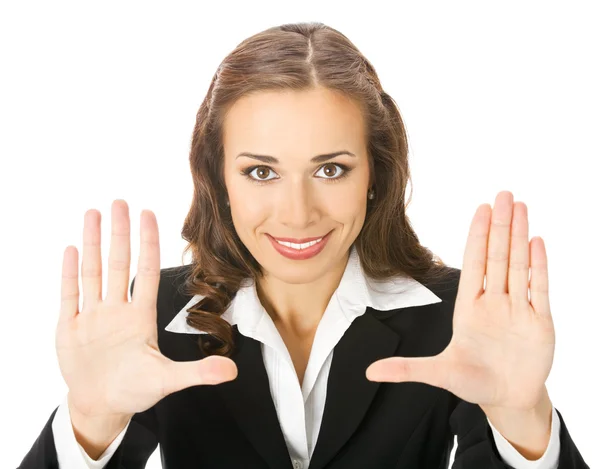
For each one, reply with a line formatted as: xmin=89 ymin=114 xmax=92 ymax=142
xmin=265 ymin=263 xmax=330 ymax=285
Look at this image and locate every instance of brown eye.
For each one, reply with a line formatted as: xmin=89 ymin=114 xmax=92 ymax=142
xmin=244 ymin=166 xmax=278 ymax=182
xmin=324 ymin=164 xmax=337 ymax=177
xmin=255 ymin=167 xmax=270 ymax=179
xmin=316 ymin=163 xmax=346 ymax=179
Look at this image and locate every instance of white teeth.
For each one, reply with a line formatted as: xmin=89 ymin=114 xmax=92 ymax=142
xmin=275 ymin=237 xmax=323 ymax=250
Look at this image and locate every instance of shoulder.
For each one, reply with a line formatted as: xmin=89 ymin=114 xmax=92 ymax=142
xmin=420 ymin=265 xmax=462 ymax=305
xmin=373 ymin=265 xmax=462 ymax=355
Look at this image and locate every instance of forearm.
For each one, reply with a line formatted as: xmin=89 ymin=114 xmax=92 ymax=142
xmin=480 ymin=386 xmax=554 ymax=461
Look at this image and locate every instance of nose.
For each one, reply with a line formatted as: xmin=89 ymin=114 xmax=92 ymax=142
xmin=277 ymin=178 xmax=319 ymax=229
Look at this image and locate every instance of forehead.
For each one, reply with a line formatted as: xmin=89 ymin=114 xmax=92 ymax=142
xmin=222 ymin=87 xmax=366 ymax=159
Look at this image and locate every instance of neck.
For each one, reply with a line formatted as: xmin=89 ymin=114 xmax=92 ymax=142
xmin=255 ymin=250 xmax=350 ymax=336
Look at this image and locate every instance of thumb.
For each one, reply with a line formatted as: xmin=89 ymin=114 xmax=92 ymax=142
xmin=162 ymin=355 xmax=238 ymax=396
xmin=365 ymin=355 xmax=451 ymax=391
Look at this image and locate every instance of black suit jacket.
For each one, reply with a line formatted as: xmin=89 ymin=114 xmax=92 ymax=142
xmin=18 ymin=265 xmax=589 ymax=469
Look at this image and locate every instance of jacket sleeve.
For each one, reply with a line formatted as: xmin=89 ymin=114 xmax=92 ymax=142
xmin=16 ymin=404 xmax=159 ymax=469
xmin=17 ymin=276 xmax=160 ymax=469
xmin=449 ymin=399 xmax=590 ymax=469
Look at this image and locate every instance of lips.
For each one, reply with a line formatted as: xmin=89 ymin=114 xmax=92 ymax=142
xmin=267 ymin=230 xmax=332 ymax=260
xmin=270 ymin=234 xmax=328 ymax=243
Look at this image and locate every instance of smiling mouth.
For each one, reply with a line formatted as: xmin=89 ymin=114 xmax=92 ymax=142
xmin=273 ymin=237 xmax=324 ymax=250
xmin=268 ymin=230 xmax=332 ymax=250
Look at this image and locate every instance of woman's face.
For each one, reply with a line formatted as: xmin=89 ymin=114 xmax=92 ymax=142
xmin=222 ymin=86 xmax=370 ymax=284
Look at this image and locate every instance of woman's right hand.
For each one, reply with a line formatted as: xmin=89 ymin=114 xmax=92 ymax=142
xmin=55 ymin=199 xmax=238 ymax=420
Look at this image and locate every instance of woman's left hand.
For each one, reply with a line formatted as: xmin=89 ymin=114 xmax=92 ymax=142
xmin=366 ymin=190 xmax=556 ymax=412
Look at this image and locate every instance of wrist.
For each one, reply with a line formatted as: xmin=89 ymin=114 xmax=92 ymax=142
xmin=481 ymin=389 xmax=553 ymax=460
xmin=67 ymin=393 xmax=133 ymax=460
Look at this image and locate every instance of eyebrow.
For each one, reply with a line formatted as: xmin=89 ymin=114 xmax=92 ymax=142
xmin=236 ymin=150 xmax=356 ymax=164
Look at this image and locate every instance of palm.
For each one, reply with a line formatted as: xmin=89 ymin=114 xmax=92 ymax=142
xmin=437 ymin=291 xmax=554 ymax=409
xmin=366 ymin=191 xmax=556 ymax=411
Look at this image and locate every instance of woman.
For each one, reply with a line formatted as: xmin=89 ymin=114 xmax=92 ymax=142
xmin=19 ymin=22 xmax=588 ymax=469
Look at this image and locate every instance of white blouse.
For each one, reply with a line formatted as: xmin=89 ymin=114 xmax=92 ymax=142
xmin=52 ymin=245 xmax=561 ymax=468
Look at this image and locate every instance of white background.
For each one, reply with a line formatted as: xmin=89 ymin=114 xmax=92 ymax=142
xmin=2 ymin=1 xmax=598 ymax=467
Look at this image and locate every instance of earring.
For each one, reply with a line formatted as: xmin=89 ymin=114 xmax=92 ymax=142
xmin=226 ymin=200 xmax=230 ymax=206
xmin=367 ymin=188 xmax=375 ymax=200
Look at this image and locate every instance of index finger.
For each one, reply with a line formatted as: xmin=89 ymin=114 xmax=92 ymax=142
xmin=59 ymin=245 xmax=80 ymax=323
xmin=130 ymin=209 xmax=161 ymax=311
xmin=457 ymin=203 xmax=492 ymax=302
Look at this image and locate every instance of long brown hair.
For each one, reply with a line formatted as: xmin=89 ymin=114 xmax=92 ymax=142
xmin=179 ymin=22 xmax=451 ymax=357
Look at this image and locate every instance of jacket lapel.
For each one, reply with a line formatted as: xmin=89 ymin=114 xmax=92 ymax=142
xmin=308 ymin=310 xmax=401 ymax=469
xmin=217 ymin=326 xmax=294 ymax=469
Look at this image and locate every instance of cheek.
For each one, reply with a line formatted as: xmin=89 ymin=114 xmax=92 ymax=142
xmin=230 ymin=196 xmax=267 ymax=232
xmin=323 ymin=186 xmax=368 ymax=220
